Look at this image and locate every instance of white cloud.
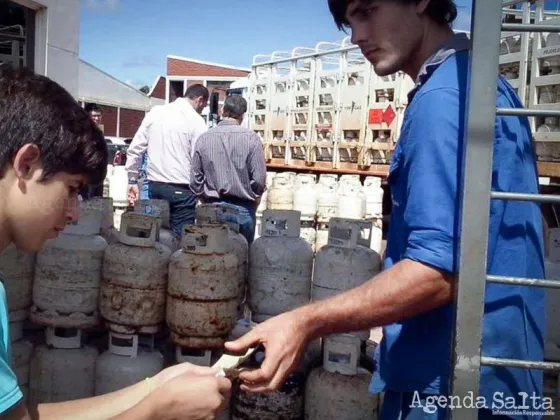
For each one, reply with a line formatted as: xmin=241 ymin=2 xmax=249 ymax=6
xmin=122 ymin=56 xmax=160 ymax=68
xmin=84 ymin=0 xmax=121 ymax=11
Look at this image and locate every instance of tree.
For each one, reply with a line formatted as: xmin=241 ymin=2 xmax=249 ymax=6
xmin=139 ymin=85 xmax=150 ymax=94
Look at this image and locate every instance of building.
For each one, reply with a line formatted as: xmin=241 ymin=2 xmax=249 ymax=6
xmin=77 ymin=59 xmax=164 ymax=138
xmin=147 ymin=56 xmax=251 ymax=121
xmin=1 ymin=0 xmax=161 ymax=139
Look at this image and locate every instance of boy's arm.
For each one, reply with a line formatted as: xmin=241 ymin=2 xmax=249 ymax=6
xmin=4 ymin=380 xmax=154 ymax=420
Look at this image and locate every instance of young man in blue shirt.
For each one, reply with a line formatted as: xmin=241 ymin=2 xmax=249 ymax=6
xmin=226 ymin=1 xmax=546 ymax=418
xmin=0 ymin=66 xmax=230 ymax=420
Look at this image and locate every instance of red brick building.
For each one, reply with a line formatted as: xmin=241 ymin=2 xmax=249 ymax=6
xmin=147 ymin=56 xmax=250 ymax=120
xmin=78 ymin=59 xmax=164 ymax=139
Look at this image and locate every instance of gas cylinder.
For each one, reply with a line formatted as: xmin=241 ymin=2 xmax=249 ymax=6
xmin=257 ymin=172 xmax=277 ymax=215
xmin=167 ymin=224 xmax=243 ymax=349
xmin=95 ymin=333 xmax=164 ymax=395
xmin=231 ymin=348 xmax=305 ymax=420
xmin=0 ymin=244 xmax=36 ymax=313
xmin=248 ymin=210 xmax=314 ymax=322
xmin=312 ymin=218 xmax=381 ymax=340
xmin=31 ymin=200 xmax=108 ymax=328
xmin=91 ymin=197 xmax=119 ymax=244
xmin=305 ymin=367 xmax=378 ymax=419
xmin=317 ymin=182 xmax=339 ymax=222
xmin=267 ymin=174 xmax=293 ymax=210
xmin=305 ymin=334 xmax=378 ymax=419
xmin=11 ymin=320 xmax=33 ymax=402
xmin=195 ymin=204 xmax=249 ymax=307
xmin=100 ymin=212 xmax=172 ymax=334
xmin=337 ymin=183 xmax=365 ymax=220
xmin=29 ymin=328 xmax=98 ymax=404
xmin=109 ymin=166 xmax=128 ymax=207
xmin=135 ymin=199 xmax=179 ymax=252
xmin=363 ymin=176 xmax=384 ymax=217
xmin=293 ymin=174 xmax=318 ymax=219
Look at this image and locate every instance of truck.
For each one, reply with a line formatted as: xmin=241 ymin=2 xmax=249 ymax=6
xmin=224 ymin=3 xmax=560 ymax=188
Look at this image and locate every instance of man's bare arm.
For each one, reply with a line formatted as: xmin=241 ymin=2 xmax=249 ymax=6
xmin=225 ymin=258 xmax=455 ymax=392
xmin=303 ymin=259 xmax=454 ymax=340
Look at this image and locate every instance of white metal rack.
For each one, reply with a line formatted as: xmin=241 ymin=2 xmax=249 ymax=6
xmin=450 ymin=0 xmax=560 ymax=418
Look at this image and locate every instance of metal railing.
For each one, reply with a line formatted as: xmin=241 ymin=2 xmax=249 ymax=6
xmin=450 ymin=0 xmax=560 ymax=418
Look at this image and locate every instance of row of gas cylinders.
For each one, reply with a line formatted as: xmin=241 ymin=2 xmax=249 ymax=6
xmin=0 ymin=202 xmax=385 ymax=418
xmin=8 ymin=320 xmax=383 ymax=420
xmin=258 ymin=172 xmax=384 ymax=222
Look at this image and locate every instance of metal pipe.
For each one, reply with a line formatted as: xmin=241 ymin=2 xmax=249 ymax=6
xmin=491 ymin=191 xmax=560 ymax=203
xmin=487 ymin=275 xmax=560 ymax=288
xmin=252 ymin=45 xmax=360 ymax=67
xmin=502 ymin=0 xmax=531 ymax=7
xmin=502 ymin=23 xmax=560 ymax=32
xmin=449 ymin=0 xmax=503 ymax=418
xmin=481 ymin=356 xmax=560 ymax=372
xmin=497 ymin=108 xmax=560 ymax=117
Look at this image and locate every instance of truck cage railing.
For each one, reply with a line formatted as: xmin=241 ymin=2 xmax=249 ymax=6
xmin=450 ymin=0 xmax=560 ymax=418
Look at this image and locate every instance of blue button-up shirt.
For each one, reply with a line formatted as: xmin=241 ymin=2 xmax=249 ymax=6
xmin=370 ymin=33 xmax=546 ymax=415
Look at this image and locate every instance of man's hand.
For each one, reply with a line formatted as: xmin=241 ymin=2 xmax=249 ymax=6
xmin=224 ymin=310 xmax=311 ymax=393
xmin=127 ymin=185 xmax=139 ymax=206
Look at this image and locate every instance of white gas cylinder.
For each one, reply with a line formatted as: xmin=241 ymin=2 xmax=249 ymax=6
xmin=248 ymin=210 xmax=314 ymax=322
xmin=312 ymin=219 xmax=382 ymax=340
xmin=364 ymin=176 xmax=384 ymax=217
xmin=95 ymin=333 xmax=164 ymax=395
xmin=167 ymin=224 xmax=243 ymax=349
xmin=318 ymin=174 xmax=338 ymax=187
xmin=100 ymin=212 xmax=172 ymax=334
xmin=315 ymin=222 xmax=330 ymax=251
xmin=293 ymin=174 xmax=318 ymax=219
xmin=109 ymin=166 xmax=128 ymax=206
xmin=31 ymin=200 xmax=108 ymax=328
xmin=267 ymin=174 xmax=293 ymax=210
xmin=337 ymin=184 xmax=366 ymax=220
xmin=29 ymin=328 xmax=98 ymax=404
xmin=317 ymin=183 xmax=339 ymax=222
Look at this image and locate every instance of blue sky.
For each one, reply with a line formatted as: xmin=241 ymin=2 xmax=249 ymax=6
xmin=79 ymin=0 xmax=474 ymax=90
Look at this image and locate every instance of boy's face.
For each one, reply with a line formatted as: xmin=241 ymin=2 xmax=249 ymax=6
xmin=3 ymin=145 xmax=83 ymax=252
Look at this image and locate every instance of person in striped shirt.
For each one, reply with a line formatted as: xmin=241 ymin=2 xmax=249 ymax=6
xmin=190 ymin=95 xmax=266 ymax=244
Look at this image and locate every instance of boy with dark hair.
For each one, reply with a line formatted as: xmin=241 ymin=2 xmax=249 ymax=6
xmin=0 ymin=66 xmax=230 ymax=420
xmin=226 ymin=1 xmax=545 ymax=419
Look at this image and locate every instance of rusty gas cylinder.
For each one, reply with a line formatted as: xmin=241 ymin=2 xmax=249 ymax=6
xmin=100 ymin=212 xmax=172 ymax=334
xmin=166 ymin=224 xmax=243 ymax=349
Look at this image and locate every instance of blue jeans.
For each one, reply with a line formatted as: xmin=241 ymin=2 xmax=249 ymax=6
xmin=379 ymin=391 xmax=514 ymax=420
xmin=149 ymin=182 xmax=196 ymax=237
xmin=140 ymin=179 xmax=151 ymax=200
xmin=209 ymin=199 xmax=257 ymax=245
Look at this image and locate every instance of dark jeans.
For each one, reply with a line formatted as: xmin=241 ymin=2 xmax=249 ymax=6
xmin=380 ymin=391 xmax=514 ymax=420
xmin=206 ymin=198 xmax=257 ymax=245
xmin=149 ymin=182 xmax=196 ymax=237
xmin=80 ymin=182 xmax=104 ymax=200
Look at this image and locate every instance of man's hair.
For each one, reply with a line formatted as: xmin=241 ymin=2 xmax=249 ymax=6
xmin=84 ymin=103 xmax=101 ymax=114
xmin=185 ymin=84 xmax=209 ymax=101
xmin=0 ymin=65 xmax=108 ymax=185
xmin=222 ymin=95 xmax=247 ymax=120
xmin=328 ymin=0 xmax=458 ymax=30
